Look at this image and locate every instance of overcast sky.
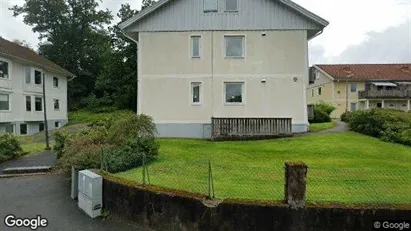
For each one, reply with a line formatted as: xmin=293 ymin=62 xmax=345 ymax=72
xmin=0 ymin=0 xmax=410 ymax=65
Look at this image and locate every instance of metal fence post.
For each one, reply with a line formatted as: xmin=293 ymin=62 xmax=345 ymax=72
xmin=284 ymin=162 xmax=308 ymax=209
xmin=208 ymin=160 xmax=215 ymax=199
xmin=142 ymin=155 xmax=146 ymax=185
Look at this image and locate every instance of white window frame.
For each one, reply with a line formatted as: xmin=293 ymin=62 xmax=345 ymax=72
xmin=190 ymin=82 xmax=203 ymax=105
xmin=224 ymin=81 xmax=245 ymax=105
xmin=25 ymin=67 xmax=31 ymax=84
xmin=204 ymin=0 xmax=218 ymax=12
xmin=53 ymin=77 xmax=59 ymax=88
xmin=318 ymin=87 xmax=322 ymax=96
xmin=35 ymin=96 xmax=43 ymax=112
xmin=224 ymin=35 xmax=245 ymax=59
xmin=225 ymin=0 xmax=238 ymax=12
xmin=350 ymin=83 xmax=357 ymax=92
xmin=190 ymin=35 xmax=201 ymax=59
xmin=54 ymin=99 xmax=60 ymax=111
xmin=350 ymin=102 xmax=357 ymax=112
xmin=34 ymin=70 xmax=42 ymax=85
xmin=26 ymin=95 xmax=32 ymax=112
xmin=0 ymin=57 xmax=13 ymax=81
xmin=5 ymin=124 xmax=15 ymax=134
xmin=0 ymin=93 xmax=11 ymax=111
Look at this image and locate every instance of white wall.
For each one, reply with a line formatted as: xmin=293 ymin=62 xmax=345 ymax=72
xmin=0 ymin=54 xmax=68 ymax=134
xmin=139 ymin=30 xmax=309 ymax=126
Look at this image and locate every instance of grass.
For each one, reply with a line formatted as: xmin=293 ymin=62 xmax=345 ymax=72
xmin=17 ymin=136 xmax=54 ymax=156
xmin=67 ymin=110 xmax=134 ymax=125
xmin=309 ymin=121 xmax=336 ymax=132
xmin=116 ymin=132 xmax=411 ymax=204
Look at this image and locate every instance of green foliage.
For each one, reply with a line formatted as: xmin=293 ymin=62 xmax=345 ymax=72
xmin=315 ymin=103 xmax=336 ymax=116
xmin=309 ymin=107 xmax=331 ymax=123
xmin=0 ymin=133 xmax=23 ymax=163
xmin=340 ymin=111 xmax=351 ymax=122
xmin=53 ymin=131 xmax=70 ymax=159
xmin=347 ymin=109 xmax=411 ymax=146
xmin=67 ymin=110 xmax=134 ymax=126
xmin=57 ymin=113 xmax=159 ymax=174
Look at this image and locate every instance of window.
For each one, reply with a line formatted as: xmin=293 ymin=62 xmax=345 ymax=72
xmin=350 ymin=102 xmax=357 ymax=112
xmin=55 ymin=121 xmax=60 ymax=128
xmin=0 ymin=93 xmax=10 ymax=110
xmin=191 ymin=82 xmax=201 ymax=104
xmin=226 ymin=0 xmax=238 ymax=11
xmin=318 ymin=87 xmax=322 ymax=96
xmin=26 ymin=96 xmax=31 ymax=111
xmin=0 ymin=61 xmax=9 ymax=79
xmin=225 ymin=82 xmax=243 ymax=103
xmin=35 ymin=97 xmax=42 ymax=111
xmin=5 ymin=124 xmax=14 ymax=134
xmin=350 ymin=83 xmax=357 ymax=92
xmin=53 ymin=77 xmax=59 ymax=87
xmin=34 ymin=70 xmax=42 ymax=84
xmin=191 ymin=36 xmax=201 ymax=58
xmin=54 ymin=99 xmax=60 ymax=110
xmin=204 ymin=0 xmax=218 ymax=12
xmin=225 ymin=36 xmax=245 ymax=58
xmin=311 ymin=89 xmax=314 ymax=97
xmin=25 ymin=67 xmax=31 ymax=83
xmin=20 ymin=124 xmax=27 ymax=135
xmin=39 ymin=123 xmax=45 ymax=132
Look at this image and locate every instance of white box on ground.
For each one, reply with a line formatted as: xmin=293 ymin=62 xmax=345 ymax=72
xmin=77 ymin=170 xmax=102 ymax=218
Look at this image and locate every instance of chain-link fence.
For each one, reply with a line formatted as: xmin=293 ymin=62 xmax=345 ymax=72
xmin=108 ymin=156 xmax=411 ymax=205
xmin=307 ymin=167 xmax=411 ymax=205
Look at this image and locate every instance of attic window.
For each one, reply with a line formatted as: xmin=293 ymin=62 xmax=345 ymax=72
xmin=204 ymin=0 xmax=218 ymax=12
xmin=0 ymin=61 xmax=9 ymax=79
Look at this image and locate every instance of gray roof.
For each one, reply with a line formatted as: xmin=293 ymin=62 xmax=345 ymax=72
xmin=119 ymin=0 xmax=329 ymax=30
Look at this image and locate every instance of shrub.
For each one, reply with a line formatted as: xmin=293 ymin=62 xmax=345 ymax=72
xmin=340 ymin=111 xmax=352 ymax=122
xmin=53 ymin=131 xmax=69 ymax=159
xmin=309 ymin=107 xmax=331 ymax=123
xmin=57 ymin=113 xmax=159 ymax=174
xmin=315 ymin=103 xmax=336 ymax=116
xmin=347 ymin=108 xmax=411 ymax=146
xmin=0 ymin=133 xmax=23 ymax=163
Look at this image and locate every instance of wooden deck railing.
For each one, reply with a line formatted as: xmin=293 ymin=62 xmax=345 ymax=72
xmin=359 ymin=90 xmax=411 ymax=99
xmin=211 ymin=117 xmax=292 ymax=140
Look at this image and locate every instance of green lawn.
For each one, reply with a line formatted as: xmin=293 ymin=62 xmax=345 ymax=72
xmin=116 ymin=132 xmax=411 ymax=204
xmin=309 ymin=122 xmax=336 ymax=132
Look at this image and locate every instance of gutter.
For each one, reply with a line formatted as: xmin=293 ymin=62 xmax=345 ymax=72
xmin=308 ymin=29 xmax=323 ymax=41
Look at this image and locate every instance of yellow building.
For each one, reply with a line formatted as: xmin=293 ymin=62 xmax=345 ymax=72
xmin=307 ymin=64 xmax=411 ymax=118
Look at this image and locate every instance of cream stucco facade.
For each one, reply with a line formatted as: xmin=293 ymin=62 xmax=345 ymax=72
xmin=307 ymin=68 xmax=411 ymax=118
xmin=138 ymin=30 xmax=310 ymax=138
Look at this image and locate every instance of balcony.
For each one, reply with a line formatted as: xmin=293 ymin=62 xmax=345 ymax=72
xmin=359 ymin=90 xmax=411 ymax=99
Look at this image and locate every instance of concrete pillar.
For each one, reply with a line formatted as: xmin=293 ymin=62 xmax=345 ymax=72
xmin=381 ymin=100 xmax=385 ymax=108
xmin=366 ymin=100 xmax=370 ymax=110
xmin=284 ymin=162 xmax=308 ymax=209
xmin=408 ymin=100 xmax=411 ymax=112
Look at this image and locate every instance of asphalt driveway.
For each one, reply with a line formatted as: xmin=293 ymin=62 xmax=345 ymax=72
xmin=0 ymin=151 xmax=57 ymax=174
xmin=0 ymin=174 xmax=144 ymax=230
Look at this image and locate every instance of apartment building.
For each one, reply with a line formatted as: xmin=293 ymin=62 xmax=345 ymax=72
xmin=308 ymin=64 xmax=411 ymax=118
xmin=0 ymin=38 xmax=74 ymax=135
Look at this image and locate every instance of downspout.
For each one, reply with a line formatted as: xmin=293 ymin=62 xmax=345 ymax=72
xmin=121 ymin=31 xmax=139 ymax=114
xmin=211 ymin=31 xmax=214 ymax=137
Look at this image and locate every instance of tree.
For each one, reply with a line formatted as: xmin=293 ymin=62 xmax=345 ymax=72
xmin=12 ymin=39 xmax=32 ymax=49
xmin=10 ymin=0 xmax=113 ymax=110
xmin=142 ymin=0 xmax=156 ymax=10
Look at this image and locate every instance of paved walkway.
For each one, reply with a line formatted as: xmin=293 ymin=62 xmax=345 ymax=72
xmin=296 ymin=120 xmax=349 ymax=137
xmin=0 ymin=151 xmax=57 ymax=174
xmin=0 ymin=174 xmax=142 ymax=230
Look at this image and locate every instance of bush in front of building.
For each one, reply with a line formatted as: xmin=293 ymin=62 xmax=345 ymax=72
xmin=0 ymin=133 xmax=23 ymax=163
xmin=309 ymin=103 xmax=335 ymax=123
xmin=347 ymin=108 xmax=411 ymax=146
xmin=56 ymin=113 xmax=159 ymax=174
xmin=340 ymin=111 xmax=351 ymax=122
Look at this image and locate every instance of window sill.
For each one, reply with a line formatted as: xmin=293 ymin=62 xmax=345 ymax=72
xmin=191 ymin=103 xmax=202 ymax=106
xmin=0 ymin=78 xmax=11 ymax=81
xmin=191 ymin=57 xmax=201 ymax=59
xmin=224 ymin=103 xmax=245 ymax=106
xmin=224 ymin=10 xmax=238 ymax=13
xmin=0 ymin=110 xmax=11 ymax=113
xmin=224 ymin=57 xmax=245 ymax=60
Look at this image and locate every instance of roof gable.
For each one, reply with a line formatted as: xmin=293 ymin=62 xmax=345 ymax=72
xmin=0 ymin=37 xmax=74 ymax=77
xmin=315 ymin=64 xmax=411 ymax=81
xmin=120 ymin=0 xmax=328 ymax=36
